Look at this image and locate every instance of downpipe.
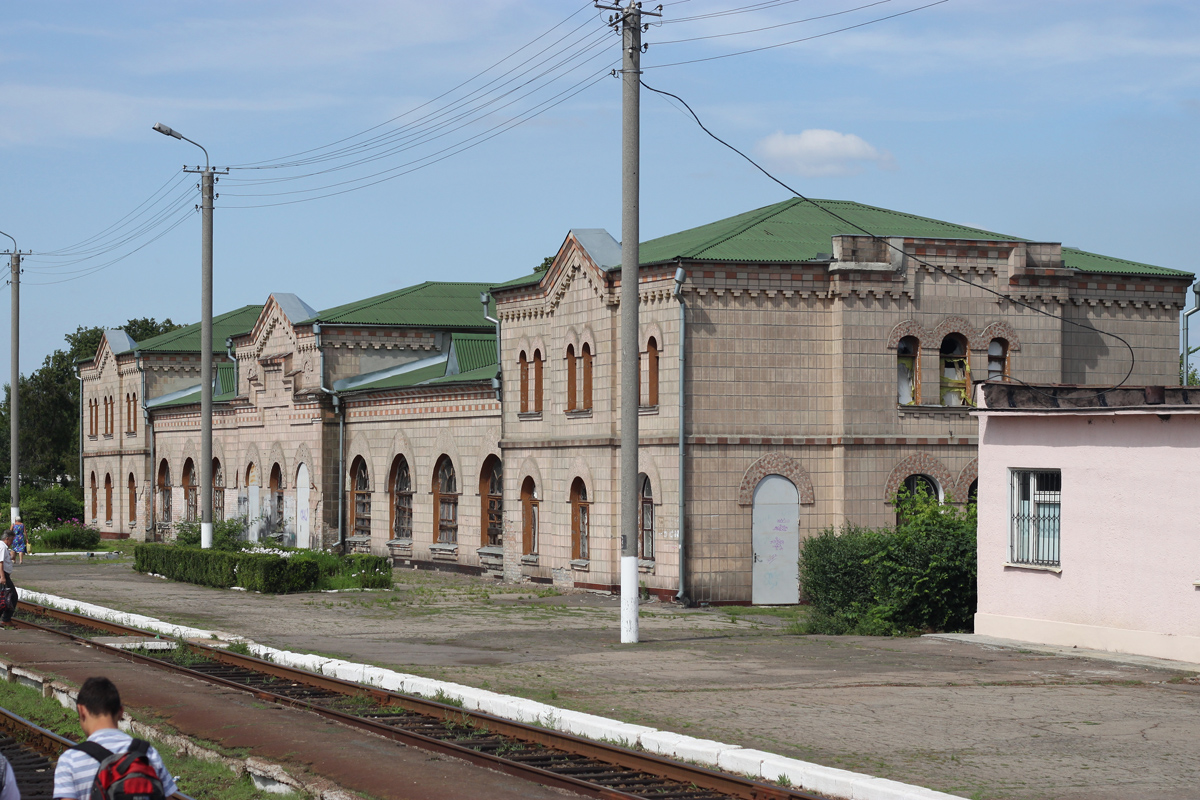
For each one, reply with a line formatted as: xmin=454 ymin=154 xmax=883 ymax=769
xmin=314 ymin=323 xmax=345 ymax=553
xmin=672 ymin=266 xmax=689 ymax=606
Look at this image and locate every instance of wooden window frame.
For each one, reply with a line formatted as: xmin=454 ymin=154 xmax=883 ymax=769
xmin=519 ymin=351 xmax=529 ymax=413
xmin=104 ymin=474 xmax=113 ymax=523
xmin=646 ymin=337 xmax=659 ymax=407
xmin=987 ymin=338 xmax=1009 ymax=381
xmin=571 ymin=478 xmax=590 ymax=560
xmin=351 ymin=457 xmax=371 ymax=539
xmin=638 ymin=473 xmax=654 ymax=560
xmin=90 ymin=472 xmax=98 ymax=521
xmin=566 ymin=345 xmax=577 ymax=411
xmin=581 ymin=343 xmax=593 ymax=411
xmin=533 ymin=349 xmax=543 ymax=414
xmin=480 ymin=456 xmax=503 ymax=548
xmin=939 ymin=334 xmax=972 ymax=407
xmin=433 ymin=455 xmax=458 ymax=544
xmin=389 ymin=456 xmax=413 ymax=540
xmin=127 ymin=474 xmax=137 ymax=527
xmin=521 ymin=476 xmax=539 ymax=556
xmin=157 ymin=461 xmax=171 ymax=524
xmin=182 ymin=459 xmax=197 ymax=523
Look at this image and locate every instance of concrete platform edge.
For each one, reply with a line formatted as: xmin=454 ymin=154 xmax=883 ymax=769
xmin=22 ymin=589 xmax=960 ymax=800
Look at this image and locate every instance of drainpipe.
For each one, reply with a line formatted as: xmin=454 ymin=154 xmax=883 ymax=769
xmin=313 ymin=323 xmax=344 ymax=552
xmin=137 ymin=351 xmax=154 ymax=540
xmin=76 ymin=367 xmax=83 ymax=490
xmin=672 ymin=266 xmax=688 ymax=604
xmin=225 ymin=337 xmax=237 ymax=390
xmin=481 ymin=292 xmax=502 ymax=405
xmin=1182 ymin=283 xmax=1200 ymax=385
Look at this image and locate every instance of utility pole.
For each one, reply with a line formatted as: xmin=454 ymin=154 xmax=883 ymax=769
xmin=598 ymin=0 xmax=660 ymax=644
xmin=1 ymin=231 xmax=20 ymax=527
xmin=154 ymin=123 xmax=224 ymax=549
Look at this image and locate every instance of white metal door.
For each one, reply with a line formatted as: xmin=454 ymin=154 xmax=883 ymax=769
xmin=296 ymin=464 xmax=310 ymax=549
xmin=751 ymin=475 xmax=800 ymax=605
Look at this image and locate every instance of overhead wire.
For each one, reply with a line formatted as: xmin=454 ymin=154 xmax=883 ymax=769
xmin=639 ymin=78 xmax=1138 ymax=395
xmin=653 ymin=0 xmax=894 ymax=45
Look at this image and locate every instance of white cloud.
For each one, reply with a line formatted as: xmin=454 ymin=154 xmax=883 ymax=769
xmin=753 ymin=129 xmax=894 ymax=178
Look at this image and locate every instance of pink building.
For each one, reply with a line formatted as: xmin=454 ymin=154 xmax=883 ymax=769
xmin=974 ymin=383 xmax=1200 ymax=664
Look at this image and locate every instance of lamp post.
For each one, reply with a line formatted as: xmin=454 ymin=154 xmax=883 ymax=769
xmin=154 ymin=123 xmax=214 ymax=549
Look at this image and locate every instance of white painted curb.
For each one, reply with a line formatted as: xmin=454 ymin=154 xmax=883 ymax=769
xmin=23 ymin=590 xmax=959 ymax=800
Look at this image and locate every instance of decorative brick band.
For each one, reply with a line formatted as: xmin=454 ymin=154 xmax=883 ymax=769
xmin=954 ymin=458 xmax=978 ymax=503
xmin=883 ymin=453 xmax=956 ymax=505
xmin=736 ymin=453 xmax=816 ymax=506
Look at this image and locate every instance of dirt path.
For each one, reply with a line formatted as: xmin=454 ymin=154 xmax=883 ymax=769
xmin=16 ymin=556 xmax=1200 ymax=800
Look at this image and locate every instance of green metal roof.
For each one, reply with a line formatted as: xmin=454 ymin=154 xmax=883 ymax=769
xmin=450 ymin=333 xmax=497 ymax=374
xmin=149 ymin=363 xmax=239 ymax=409
xmin=340 ymin=333 xmax=498 ymax=394
xmin=425 ymin=363 xmax=499 ymax=385
xmin=341 ymin=362 xmax=449 ymax=393
xmin=303 ymin=282 xmax=499 ymax=328
xmin=635 ymin=198 xmax=1191 ymax=277
xmin=132 ymin=305 xmax=264 ymax=354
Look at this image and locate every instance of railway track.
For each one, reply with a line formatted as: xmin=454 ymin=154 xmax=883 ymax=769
xmin=13 ymin=602 xmax=825 ymax=800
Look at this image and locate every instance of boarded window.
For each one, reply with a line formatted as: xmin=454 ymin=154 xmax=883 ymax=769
xmin=533 ymin=349 xmax=543 ymax=414
xmin=90 ymin=473 xmax=98 ymax=521
xmin=638 ymin=473 xmax=654 ymax=560
xmin=566 ymin=345 xmax=577 ymax=411
xmin=646 ymin=337 xmax=659 ymax=407
xmin=581 ymin=343 xmax=593 ymax=411
xmin=987 ymin=338 xmax=1008 ymax=380
xmin=521 ymin=476 xmax=539 ymax=555
xmin=571 ymin=478 xmax=589 ymax=560
xmin=1010 ymin=470 xmax=1061 ymax=566
xmin=519 ymin=351 xmax=529 ymax=413
xmin=127 ymin=474 xmax=137 ymax=527
xmin=351 ymin=457 xmax=371 ymax=539
xmin=939 ymin=334 xmax=971 ymax=406
xmin=434 ymin=455 xmax=458 ymax=544
xmin=480 ymin=456 xmax=503 ymax=547
xmin=182 ymin=459 xmax=197 ymax=523
xmin=897 ymin=336 xmax=919 ymax=405
xmin=104 ymin=474 xmax=113 ymax=523
xmin=390 ymin=456 xmax=413 ymax=540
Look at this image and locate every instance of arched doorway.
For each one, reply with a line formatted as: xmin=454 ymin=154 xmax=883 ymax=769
xmin=296 ymin=463 xmax=311 ymax=549
xmin=479 ymin=456 xmax=502 ymax=547
xmin=751 ymin=474 xmax=800 ymax=605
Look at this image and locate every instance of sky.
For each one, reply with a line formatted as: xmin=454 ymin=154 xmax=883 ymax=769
xmin=1 ymin=0 xmax=1198 ymax=379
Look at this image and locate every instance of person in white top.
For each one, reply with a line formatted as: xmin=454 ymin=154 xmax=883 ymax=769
xmin=0 ymin=753 xmax=19 ymax=800
xmin=0 ymin=529 xmax=15 ymax=626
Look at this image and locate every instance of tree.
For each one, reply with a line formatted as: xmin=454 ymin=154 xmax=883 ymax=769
xmin=534 ymin=255 xmax=555 ymax=273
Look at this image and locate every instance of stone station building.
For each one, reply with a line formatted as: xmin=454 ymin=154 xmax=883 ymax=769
xmin=79 ymin=198 xmax=1192 ymax=603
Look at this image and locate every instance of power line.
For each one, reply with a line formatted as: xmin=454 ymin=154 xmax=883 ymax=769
xmin=653 ymin=0 xmax=894 ymax=44
xmin=644 ymin=0 xmax=949 ymax=68
xmin=639 ymin=78 xmax=1137 ymax=395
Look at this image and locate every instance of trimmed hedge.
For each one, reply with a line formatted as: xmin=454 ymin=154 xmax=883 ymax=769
xmin=134 ymin=544 xmax=319 ymax=594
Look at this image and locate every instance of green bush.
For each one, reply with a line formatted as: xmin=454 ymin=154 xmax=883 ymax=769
xmin=290 ymin=551 xmax=393 ymax=590
xmin=134 ymin=544 xmax=320 ymax=593
xmin=175 ymin=517 xmax=249 ymax=550
xmin=799 ymin=487 xmax=976 ymax=635
xmin=31 ymin=522 xmax=101 ymax=551
xmin=8 ymin=484 xmax=84 ymax=530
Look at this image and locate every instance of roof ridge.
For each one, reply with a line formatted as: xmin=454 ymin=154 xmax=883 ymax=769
xmin=817 ymin=198 xmax=1020 ymax=240
xmin=310 ymin=280 xmax=497 ymax=323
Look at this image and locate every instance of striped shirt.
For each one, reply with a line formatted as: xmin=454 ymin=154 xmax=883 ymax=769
xmin=53 ymin=728 xmax=178 ymax=799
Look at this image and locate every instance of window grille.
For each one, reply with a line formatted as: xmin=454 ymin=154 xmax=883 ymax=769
xmin=212 ymin=460 xmax=225 ymax=522
xmin=1010 ymin=470 xmax=1061 ymax=566
xmin=182 ymin=460 xmax=197 ymax=523
xmin=639 ymin=474 xmax=654 ymax=560
xmin=571 ymin=478 xmax=589 ymax=560
xmin=352 ymin=459 xmax=371 ymax=538
xmin=435 ymin=457 xmax=458 ymax=544
xmin=484 ymin=459 xmax=503 ymax=547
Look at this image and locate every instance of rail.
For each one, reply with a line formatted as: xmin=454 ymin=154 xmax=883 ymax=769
xmin=14 ymin=601 xmax=825 ymax=800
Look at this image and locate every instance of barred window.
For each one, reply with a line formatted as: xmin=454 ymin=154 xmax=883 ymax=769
xmin=1010 ymin=470 xmax=1061 ymax=566
xmin=434 ymin=455 xmax=458 ymax=544
xmin=351 ymin=457 xmax=371 ymax=539
xmin=638 ymin=473 xmax=654 ymax=560
xmin=182 ymin=459 xmax=197 ymax=523
xmin=212 ymin=459 xmax=225 ymax=522
xmin=480 ymin=456 xmax=503 ymax=547
xmin=390 ymin=455 xmax=413 ymax=540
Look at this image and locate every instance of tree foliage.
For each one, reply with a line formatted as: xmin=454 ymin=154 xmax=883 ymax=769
xmin=799 ymin=486 xmax=977 ymax=635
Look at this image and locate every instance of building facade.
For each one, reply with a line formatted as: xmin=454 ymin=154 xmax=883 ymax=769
xmin=80 ymin=198 xmax=1192 ymax=603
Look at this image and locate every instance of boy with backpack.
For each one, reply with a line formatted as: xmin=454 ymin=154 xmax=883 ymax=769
xmin=53 ymin=677 xmax=181 ymax=800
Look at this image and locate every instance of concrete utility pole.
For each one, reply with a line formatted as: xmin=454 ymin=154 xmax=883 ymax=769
xmin=154 ymin=123 xmax=222 ymax=549
xmin=1 ymin=231 xmax=20 ymax=526
xmin=598 ymin=0 xmax=660 ymax=644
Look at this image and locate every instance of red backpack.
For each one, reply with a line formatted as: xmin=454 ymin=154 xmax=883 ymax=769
xmin=71 ymin=739 xmax=166 ymax=800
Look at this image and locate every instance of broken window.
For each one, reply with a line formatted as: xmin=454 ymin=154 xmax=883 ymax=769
xmin=521 ymin=476 xmax=539 ymax=555
xmin=434 ymin=455 xmax=458 ymax=544
xmin=939 ymin=334 xmax=971 ymax=406
xmin=481 ymin=456 xmax=503 ymax=547
xmin=897 ymin=336 xmax=919 ymax=405
xmin=351 ymin=457 xmax=371 ymax=539
xmin=390 ymin=455 xmax=413 ymax=540
xmin=571 ymin=478 xmax=590 ymax=560
xmin=987 ymin=338 xmax=1009 ymax=381
xmin=638 ymin=474 xmax=654 ymax=560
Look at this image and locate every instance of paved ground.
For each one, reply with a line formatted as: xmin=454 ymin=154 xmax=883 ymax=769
xmin=0 ymin=628 xmax=582 ymax=800
xmin=13 ymin=556 xmax=1200 ymax=800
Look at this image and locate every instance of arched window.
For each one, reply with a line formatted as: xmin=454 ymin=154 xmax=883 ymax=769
xmin=898 ymin=473 xmax=940 ymax=525
xmin=269 ymin=463 xmax=284 ymax=529
xmin=182 ymin=459 xmax=197 ymax=522
xmin=519 ymin=351 xmax=529 ymax=413
xmin=566 ymin=344 xmax=577 ymax=411
xmin=90 ymin=472 xmax=98 ymax=520
xmin=212 ymin=459 xmax=225 ymax=522
xmin=107 ymin=396 xmax=113 ymax=435
xmin=124 ymin=394 xmax=129 ymax=432
xmin=157 ymin=460 xmax=171 ymax=523
xmin=127 ymin=473 xmax=137 ymax=527
xmin=101 ymin=397 xmax=108 ymax=435
xmin=987 ymin=338 xmax=1009 ymax=381
xmin=131 ymin=393 xmax=137 ymax=434
xmin=571 ymin=477 xmax=590 ymax=560
xmin=351 ymin=457 xmax=371 ymax=539
xmin=646 ymin=337 xmax=659 ymax=407
xmin=521 ymin=477 xmax=539 ymax=556
xmin=389 ymin=455 xmax=413 ymax=540
xmin=480 ymin=456 xmax=503 ymax=547
xmin=638 ymin=473 xmax=654 ymax=560
xmin=939 ymin=334 xmax=971 ymax=406
xmin=104 ymin=474 xmax=113 ymax=523
xmin=433 ymin=455 xmax=458 ymax=544
xmin=581 ymin=343 xmax=593 ymax=411
xmin=967 ymin=479 xmax=979 ymax=505
xmin=897 ymin=336 xmax=919 ymax=405
xmin=533 ymin=348 xmax=543 ymax=414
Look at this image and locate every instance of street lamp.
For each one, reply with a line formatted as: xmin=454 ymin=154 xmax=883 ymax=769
xmin=154 ymin=122 xmax=214 ymax=549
